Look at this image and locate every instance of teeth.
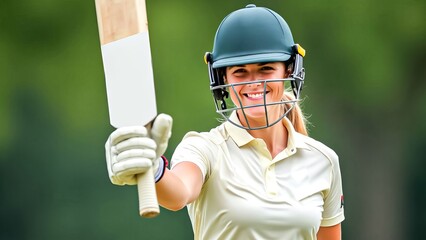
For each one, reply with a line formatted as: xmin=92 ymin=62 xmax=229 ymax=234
xmin=247 ymin=93 xmax=264 ymax=98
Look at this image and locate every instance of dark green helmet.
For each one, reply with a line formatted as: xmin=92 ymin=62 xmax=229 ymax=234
xmin=211 ymin=4 xmax=295 ymax=68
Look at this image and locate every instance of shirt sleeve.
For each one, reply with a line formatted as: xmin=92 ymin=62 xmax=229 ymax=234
xmin=170 ymin=131 xmax=215 ymax=182
xmin=321 ymin=150 xmax=345 ymax=227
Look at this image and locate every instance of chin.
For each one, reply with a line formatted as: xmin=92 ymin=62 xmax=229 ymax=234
xmin=237 ymin=108 xmax=268 ymax=125
xmin=237 ymin=105 xmax=282 ymax=126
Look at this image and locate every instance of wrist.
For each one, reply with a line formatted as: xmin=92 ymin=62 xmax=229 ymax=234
xmin=154 ymin=156 xmax=168 ymax=183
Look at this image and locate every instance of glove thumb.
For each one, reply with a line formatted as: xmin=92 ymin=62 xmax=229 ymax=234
xmin=150 ymin=113 xmax=173 ymax=157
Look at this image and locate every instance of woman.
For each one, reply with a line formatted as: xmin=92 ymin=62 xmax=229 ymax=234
xmin=105 ymin=4 xmax=344 ymax=240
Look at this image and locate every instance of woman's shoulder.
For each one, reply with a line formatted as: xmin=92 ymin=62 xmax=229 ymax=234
xmin=296 ymin=132 xmax=339 ymax=163
xmin=173 ymin=125 xmax=228 ymax=177
xmin=180 ymin=124 xmax=228 ymax=147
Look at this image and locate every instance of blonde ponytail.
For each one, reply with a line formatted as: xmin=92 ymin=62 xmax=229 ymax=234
xmin=283 ymin=92 xmax=308 ymax=136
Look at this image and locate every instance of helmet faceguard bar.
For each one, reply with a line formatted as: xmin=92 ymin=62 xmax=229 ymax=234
xmin=211 ymin=78 xmax=299 ymax=130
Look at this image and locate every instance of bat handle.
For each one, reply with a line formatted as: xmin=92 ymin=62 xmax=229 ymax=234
xmin=137 ymin=168 xmax=160 ymax=218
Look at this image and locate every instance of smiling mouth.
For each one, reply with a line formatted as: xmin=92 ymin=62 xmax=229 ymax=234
xmin=243 ymin=92 xmax=269 ymax=100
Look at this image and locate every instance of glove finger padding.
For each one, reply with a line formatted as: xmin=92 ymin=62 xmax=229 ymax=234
xmin=114 ymin=158 xmax=152 ymax=184
xmin=150 ymin=113 xmax=173 ymax=158
xmin=116 ymin=148 xmax=156 ymax=163
xmin=106 ymin=126 xmax=158 ymax=186
xmin=110 ymin=126 xmax=149 ymax=145
xmin=114 ymin=149 xmax=156 ymax=184
xmin=115 ymin=137 xmax=157 ymax=153
xmin=106 ymin=139 xmax=124 ymax=185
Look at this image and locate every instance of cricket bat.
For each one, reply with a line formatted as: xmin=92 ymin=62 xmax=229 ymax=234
xmin=95 ymin=0 xmax=159 ymax=218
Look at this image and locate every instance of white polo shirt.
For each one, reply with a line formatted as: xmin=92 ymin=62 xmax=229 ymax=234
xmin=171 ymin=113 xmax=344 ymax=240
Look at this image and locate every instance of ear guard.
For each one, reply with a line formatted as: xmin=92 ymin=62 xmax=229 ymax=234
xmin=289 ymin=44 xmax=306 ymax=99
xmin=204 ymin=52 xmax=229 ymax=110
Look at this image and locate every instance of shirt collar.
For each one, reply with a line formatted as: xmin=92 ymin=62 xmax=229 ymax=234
xmin=282 ymin=116 xmax=310 ymax=150
xmin=224 ymin=111 xmax=310 ymax=150
xmin=224 ymin=111 xmax=254 ymax=146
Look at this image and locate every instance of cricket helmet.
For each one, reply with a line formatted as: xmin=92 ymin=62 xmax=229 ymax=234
xmin=204 ymin=4 xmax=306 ymax=130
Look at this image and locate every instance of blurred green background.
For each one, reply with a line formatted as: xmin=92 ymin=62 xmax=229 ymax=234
xmin=1 ymin=0 xmax=425 ymax=239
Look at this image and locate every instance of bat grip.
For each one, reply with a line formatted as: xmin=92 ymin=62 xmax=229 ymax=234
xmin=137 ymin=168 xmax=160 ymax=218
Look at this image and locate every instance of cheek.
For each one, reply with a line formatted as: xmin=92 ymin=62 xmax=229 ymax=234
xmin=228 ymin=85 xmax=243 ymax=103
xmin=270 ymin=82 xmax=285 ymax=97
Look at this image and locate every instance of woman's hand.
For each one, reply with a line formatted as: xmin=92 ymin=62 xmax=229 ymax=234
xmin=105 ymin=114 xmax=173 ymax=185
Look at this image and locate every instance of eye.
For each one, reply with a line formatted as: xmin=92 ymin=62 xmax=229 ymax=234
xmin=233 ymin=68 xmax=246 ymax=73
xmin=232 ymin=68 xmax=247 ymax=76
xmin=260 ymin=65 xmax=275 ymax=71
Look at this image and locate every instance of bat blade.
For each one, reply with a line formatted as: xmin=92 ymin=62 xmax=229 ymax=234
xmin=101 ymin=32 xmax=156 ymax=128
xmin=95 ymin=0 xmax=159 ymax=218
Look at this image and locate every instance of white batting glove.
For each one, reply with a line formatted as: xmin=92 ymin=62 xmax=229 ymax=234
xmin=105 ymin=114 xmax=173 ymax=185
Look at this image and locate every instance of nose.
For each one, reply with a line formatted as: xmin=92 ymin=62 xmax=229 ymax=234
xmin=245 ymin=71 xmax=264 ymax=87
xmin=247 ymin=81 xmax=261 ymax=88
xmin=247 ymin=74 xmax=263 ymax=88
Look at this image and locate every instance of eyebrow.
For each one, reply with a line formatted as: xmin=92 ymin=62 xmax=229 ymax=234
xmin=228 ymin=62 xmax=270 ymax=70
